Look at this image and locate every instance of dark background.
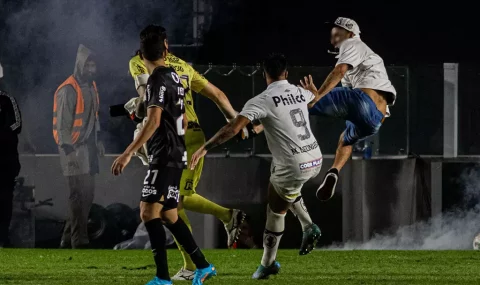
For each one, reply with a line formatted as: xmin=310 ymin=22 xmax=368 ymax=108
xmin=2 ymin=0 xmax=480 ymax=250
xmin=0 ymin=1 xmax=478 ymax=65
xmin=0 ymin=0 xmax=478 ymax=155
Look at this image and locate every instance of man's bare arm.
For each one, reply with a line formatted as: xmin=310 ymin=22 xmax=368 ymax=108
xmin=123 ymin=107 xmax=161 ymax=155
xmin=204 ymin=115 xmax=251 ymax=151
xmin=189 ymin=115 xmax=251 ymax=170
xmin=303 ymin=64 xmax=349 ymax=108
xmin=199 ymin=83 xmax=238 ymax=121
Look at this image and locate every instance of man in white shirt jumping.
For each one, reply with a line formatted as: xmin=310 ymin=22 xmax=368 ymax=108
xmin=301 ymin=17 xmax=396 ymax=202
xmin=190 ymin=53 xmax=323 ymax=279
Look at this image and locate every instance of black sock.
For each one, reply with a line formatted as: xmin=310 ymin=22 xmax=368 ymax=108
xmin=328 ymin=168 xmax=339 ymax=175
xmin=166 ymin=217 xmax=210 ymax=269
xmin=144 ymin=218 xmax=170 ymax=280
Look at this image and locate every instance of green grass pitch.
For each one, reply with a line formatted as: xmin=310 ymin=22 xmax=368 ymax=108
xmin=0 ymin=249 xmax=479 ymax=284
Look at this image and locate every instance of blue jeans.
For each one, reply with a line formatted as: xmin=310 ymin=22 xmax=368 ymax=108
xmin=309 ymin=87 xmax=384 ymax=145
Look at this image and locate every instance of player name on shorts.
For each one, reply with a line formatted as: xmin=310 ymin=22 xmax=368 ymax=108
xmin=272 ymin=94 xmax=306 ymax=107
xmin=290 ymin=141 xmax=319 ymax=155
xmin=299 ymin=158 xmax=323 ymax=171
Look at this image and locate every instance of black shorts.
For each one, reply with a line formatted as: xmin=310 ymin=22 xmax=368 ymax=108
xmin=141 ymin=164 xmax=182 ymax=210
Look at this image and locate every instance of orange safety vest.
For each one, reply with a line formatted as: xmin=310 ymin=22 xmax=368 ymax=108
xmin=52 ymin=75 xmax=99 ymax=145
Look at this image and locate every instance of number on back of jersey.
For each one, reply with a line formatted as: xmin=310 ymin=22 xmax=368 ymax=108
xmin=290 ymin=108 xmax=311 ymax=141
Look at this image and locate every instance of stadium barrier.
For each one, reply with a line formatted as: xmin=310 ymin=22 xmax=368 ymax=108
xmin=12 ymin=154 xmax=446 ymax=249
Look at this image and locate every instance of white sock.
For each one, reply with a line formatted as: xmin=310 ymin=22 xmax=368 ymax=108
xmin=261 ymin=205 xmax=285 ymax=267
xmin=289 ymin=196 xmax=313 ymax=231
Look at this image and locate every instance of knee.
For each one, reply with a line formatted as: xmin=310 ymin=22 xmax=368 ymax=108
xmin=140 ymin=206 xmax=160 ymax=223
xmin=162 ymin=216 xmax=175 ymax=225
xmin=362 ymin=123 xmax=380 ymax=137
xmin=268 ymin=203 xmax=288 ymax=215
xmin=342 ymin=123 xmax=379 ymax=146
xmin=161 ymin=212 xmax=178 ymax=225
xmin=341 ymin=131 xmax=357 ymax=147
xmin=140 ymin=210 xmax=154 ymax=223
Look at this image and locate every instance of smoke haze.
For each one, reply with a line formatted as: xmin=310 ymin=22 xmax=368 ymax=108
xmin=0 ymin=0 xmax=194 ymax=153
xmin=331 ymin=167 xmax=480 ymax=250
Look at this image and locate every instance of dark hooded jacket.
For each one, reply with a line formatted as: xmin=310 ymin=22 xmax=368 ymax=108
xmin=55 ymin=44 xmax=100 ymax=176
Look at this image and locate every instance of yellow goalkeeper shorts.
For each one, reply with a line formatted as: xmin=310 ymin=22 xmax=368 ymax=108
xmin=180 ymin=126 xmax=206 ymax=196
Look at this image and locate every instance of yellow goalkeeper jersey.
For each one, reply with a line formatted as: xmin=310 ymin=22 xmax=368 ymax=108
xmin=129 ymin=54 xmax=209 ymax=124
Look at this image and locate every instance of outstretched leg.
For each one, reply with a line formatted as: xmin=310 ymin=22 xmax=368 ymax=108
xmin=290 ymin=196 xmax=321 ymax=255
xmin=316 ymin=130 xmax=351 ymax=201
xmin=332 ymin=131 xmax=353 ymax=171
xmin=183 ymin=131 xmax=246 ymax=249
xmin=183 ymin=194 xmax=246 ymax=248
xmin=311 ymin=88 xmax=384 ymax=201
xmin=252 ymin=183 xmax=289 ymax=280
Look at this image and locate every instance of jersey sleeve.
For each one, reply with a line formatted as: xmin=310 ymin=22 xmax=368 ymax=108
xmin=145 ymin=79 xmax=167 ymax=109
xmin=336 ymin=40 xmax=363 ymax=69
xmin=239 ymin=95 xmax=267 ymax=122
xmin=341 ymin=77 xmax=353 ymax=88
xmin=299 ymin=87 xmax=316 ymax=102
xmin=190 ymin=67 xmax=209 ymax=93
xmin=129 ymin=56 xmax=149 ymax=89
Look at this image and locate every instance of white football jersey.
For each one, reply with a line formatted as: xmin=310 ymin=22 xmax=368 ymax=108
xmin=336 ymin=37 xmax=396 ymax=116
xmin=239 ymin=80 xmax=322 ymax=174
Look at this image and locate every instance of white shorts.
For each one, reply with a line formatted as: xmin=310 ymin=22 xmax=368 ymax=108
xmin=269 ymin=158 xmax=322 ymax=203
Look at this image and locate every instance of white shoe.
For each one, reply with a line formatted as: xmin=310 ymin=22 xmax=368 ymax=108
xmin=171 ymin=268 xmax=195 ymax=281
xmin=224 ymin=209 xmax=246 ymax=248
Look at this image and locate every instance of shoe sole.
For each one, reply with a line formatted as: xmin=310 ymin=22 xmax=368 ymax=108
xmin=316 ymin=173 xmax=338 ymax=201
xmin=201 ymin=269 xmax=217 ymax=283
xmin=171 ymin=274 xmax=194 ymax=281
xmin=228 ymin=210 xmax=246 ymax=248
xmin=299 ymin=230 xmax=321 ymax=256
xmin=253 ymin=266 xmax=280 ymax=280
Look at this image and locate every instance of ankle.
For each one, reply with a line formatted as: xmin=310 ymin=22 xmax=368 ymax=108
xmin=302 ymin=223 xmax=314 ymax=232
xmin=328 ymin=168 xmax=339 ymax=175
xmin=223 ymin=209 xmax=233 ymax=224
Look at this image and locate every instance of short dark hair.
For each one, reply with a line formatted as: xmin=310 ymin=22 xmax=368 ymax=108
xmin=140 ymin=25 xmax=168 ymax=61
xmin=263 ymin=53 xmax=287 ymax=80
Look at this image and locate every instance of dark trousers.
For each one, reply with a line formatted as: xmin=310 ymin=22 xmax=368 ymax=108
xmin=0 ymin=174 xmax=16 ymax=246
xmin=61 ymin=174 xmax=95 ymax=248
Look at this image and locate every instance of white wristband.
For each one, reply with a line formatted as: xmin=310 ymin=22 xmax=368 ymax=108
xmin=226 ymin=111 xmax=239 ymax=123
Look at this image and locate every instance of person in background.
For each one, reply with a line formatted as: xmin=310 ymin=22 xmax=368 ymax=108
xmin=0 ymin=61 xmax=22 ymax=248
xmin=53 ymin=44 xmax=104 ymax=249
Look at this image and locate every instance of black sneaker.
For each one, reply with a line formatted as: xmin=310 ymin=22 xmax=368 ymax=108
xmin=316 ymin=168 xmax=339 ymax=201
xmin=59 ymin=240 xmax=71 ymax=249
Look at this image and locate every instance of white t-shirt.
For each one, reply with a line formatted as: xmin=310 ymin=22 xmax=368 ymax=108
xmin=239 ymin=80 xmax=322 ymax=174
xmin=336 ymin=37 xmax=396 ymax=115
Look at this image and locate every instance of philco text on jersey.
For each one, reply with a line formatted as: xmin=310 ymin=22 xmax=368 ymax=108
xmin=272 ymin=93 xmax=306 ymax=107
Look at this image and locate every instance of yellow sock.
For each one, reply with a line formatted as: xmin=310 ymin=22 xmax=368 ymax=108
xmin=175 ymin=209 xmax=196 ymax=271
xmin=183 ymin=194 xmax=232 ymax=224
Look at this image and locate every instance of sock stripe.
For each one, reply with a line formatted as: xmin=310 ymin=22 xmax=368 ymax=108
xmin=293 ymin=195 xmax=303 ymax=203
xmin=264 ymin=229 xmax=284 ymax=236
xmin=187 ymin=247 xmax=200 ymax=255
